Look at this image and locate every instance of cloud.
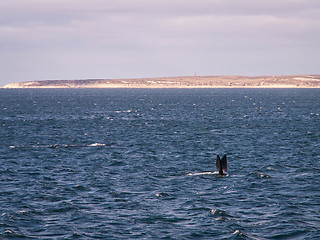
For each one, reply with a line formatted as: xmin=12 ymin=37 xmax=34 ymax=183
xmin=0 ymin=0 xmax=320 ymax=85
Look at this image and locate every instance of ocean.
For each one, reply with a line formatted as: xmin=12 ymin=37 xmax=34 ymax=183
xmin=0 ymin=88 xmax=319 ymax=239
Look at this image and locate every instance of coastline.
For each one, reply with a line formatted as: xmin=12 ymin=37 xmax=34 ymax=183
xmin=2 ymin=75 xmax=320 ymax=89
xmin=2 ymin=85 xmax=320 ymax=89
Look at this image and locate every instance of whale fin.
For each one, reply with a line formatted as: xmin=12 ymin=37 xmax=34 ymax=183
xmin=216 ymin=155 xmax=223 ymax=175
xmin=216 ymin=154 xmax=228 ymax=175
xmin=221 ymin=155 xmax=228 ymax=174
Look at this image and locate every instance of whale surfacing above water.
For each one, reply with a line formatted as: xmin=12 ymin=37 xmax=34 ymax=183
xmin=216 ymin=155 xmax=228 ymax=176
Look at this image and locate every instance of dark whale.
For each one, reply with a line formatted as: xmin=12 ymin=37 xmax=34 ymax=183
xmin=216 ymin=154 xmax=228 ymax=176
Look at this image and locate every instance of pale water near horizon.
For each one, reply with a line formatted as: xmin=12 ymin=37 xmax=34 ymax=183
xmin=0 ymin=89 xmax=319 ymax=239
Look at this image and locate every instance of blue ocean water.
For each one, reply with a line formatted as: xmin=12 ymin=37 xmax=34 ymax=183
xmin=0 ymin=88 xmax=319 ymax=239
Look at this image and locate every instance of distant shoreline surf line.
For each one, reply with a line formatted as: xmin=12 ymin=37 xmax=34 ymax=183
xmin=2 ymin=86 xmax=320 ymax=89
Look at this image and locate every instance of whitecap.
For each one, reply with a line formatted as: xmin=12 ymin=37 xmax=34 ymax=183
xmin=187 ymin=171 xmax=215 ymax=176
xmin=233 ymin=229 xmax=241 ymax=235
xmin=88 ymin=143 xmax=106 ymax=147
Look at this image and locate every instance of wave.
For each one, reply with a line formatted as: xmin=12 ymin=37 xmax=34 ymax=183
xmin=186 ymin=171 xmax=216 ymax=176
xmin=9 ymin=143 xmax=107 ymax=149
xmin=187 ymin=171 xmax=229 ymax=176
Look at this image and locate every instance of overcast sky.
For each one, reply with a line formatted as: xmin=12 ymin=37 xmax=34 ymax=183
xmin=1 ymin=0 xmax=319 ymax=85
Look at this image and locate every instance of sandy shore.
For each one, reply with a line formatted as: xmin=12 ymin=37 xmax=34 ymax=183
xmin=3 ymin=75 xmax=320 ymax=88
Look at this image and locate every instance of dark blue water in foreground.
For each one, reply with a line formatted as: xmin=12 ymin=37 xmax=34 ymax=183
xmin=0 ymin=89 xmax=319 ymax=239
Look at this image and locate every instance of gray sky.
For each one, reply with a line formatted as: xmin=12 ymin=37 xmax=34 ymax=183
xmin=1 ymin=0 xmax=320 ymax=86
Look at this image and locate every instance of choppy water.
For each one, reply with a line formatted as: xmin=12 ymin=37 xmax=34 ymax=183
xmin=0 ymin=88 xmax=319 ymax=239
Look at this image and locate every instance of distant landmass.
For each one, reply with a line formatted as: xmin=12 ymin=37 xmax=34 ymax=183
xmin=3 ymin=75 xmax=320 ymax=88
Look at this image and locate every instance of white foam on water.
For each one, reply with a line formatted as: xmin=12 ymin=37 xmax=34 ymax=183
xmin=186 ymin=171 xmax=216 ymax=176
xmin=88 ymin=143 xmax=106 ymax=147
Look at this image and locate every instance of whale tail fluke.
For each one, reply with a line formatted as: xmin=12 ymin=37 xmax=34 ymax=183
xmin=216 ymin=154 xmax=228 ymax=175
xmin=221 ymin=155 xmax=228 ymax=173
